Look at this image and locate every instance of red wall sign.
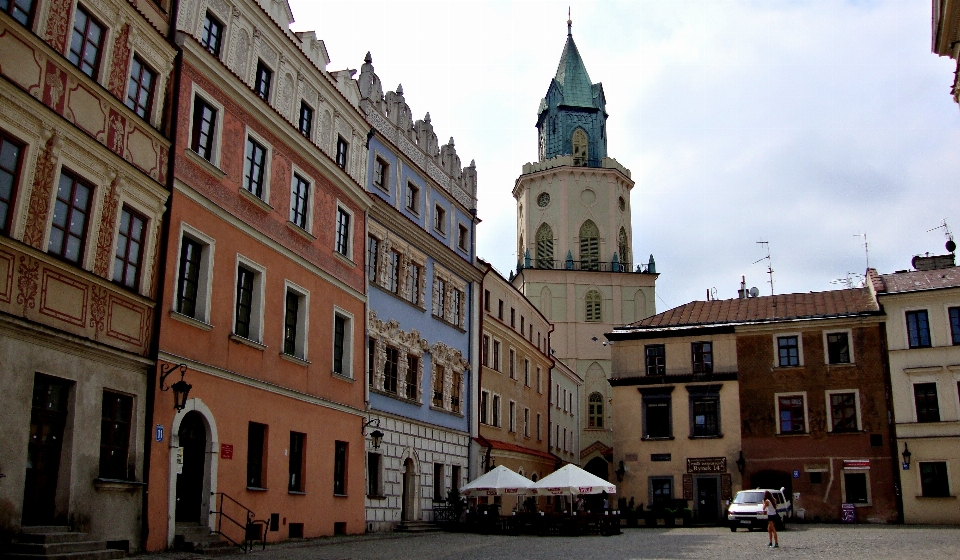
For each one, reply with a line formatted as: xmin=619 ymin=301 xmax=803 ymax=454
xmin=220 ymin=444 xmax=233 ymax=459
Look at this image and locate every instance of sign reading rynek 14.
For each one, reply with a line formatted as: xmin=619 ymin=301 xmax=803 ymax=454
xmin=687 ymin=457 xmax=727 ymax=473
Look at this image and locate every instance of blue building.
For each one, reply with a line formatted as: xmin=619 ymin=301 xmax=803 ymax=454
xmin=355 ymin=53 xmax=482 ymax=531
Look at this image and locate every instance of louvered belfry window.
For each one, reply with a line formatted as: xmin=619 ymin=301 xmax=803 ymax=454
xmin=572 ymin=128 xmax=588 ymax=166
xmin=536 ymin=223 xmax=554 ymax=269
xmin=585 ymin=290 xmax=602 ymax=322
xmin=579 ymin=220 xmax=600 ymax=270
xmin=618 ymin=227 xmax=629 ymax=266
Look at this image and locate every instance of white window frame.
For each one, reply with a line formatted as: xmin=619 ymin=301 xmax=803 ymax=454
xmin=242 ymin=128 xmax=273 ymax=203
xmin=509 ymin=400 xmax=516 ymax=432
xmin=372 ymin=155 xmax=390 ymax=193
xmin=493 ymin=338 xmax=502 ymax=372
xmin=523 ymin=407 xmax=530 ymax=437
xmin=774 ymin=391 xmax=809 ymax=434
xmin=457 ymin=222 xmax=469 ymax=252
xmin=774 ymin=332 xmax=804 ymax=368
xmin=840 ymin=467 xmax=872 ymax=507
xmin=912 ymin=377 xmax=942 ymax=422
xmin=524 ymin=359 xmax=530 ymax=386
xmin=334 ymin=202 xmax=354 ymax=260
xmin=188 ymin=84 xmax=224 ymax=167
xmin=433 ymin=202 xmax=446 ymax=236
xmin=492 ymin=393 xmax=501 ymax=428
xmin=173 ymin=223 xmax=215 ymax=324
xmin=509 ymin=348 xmax=516 ymax=379
xmin=823 ymin=328 xmax=855 ymax=365
xmin=282 ymin=280 xmax=310 ymax=361
xmin=332 ymin=306 xmax=354 ymax=379
xmin=825 ymin=389 xmax=862 ymax=433
xmin=288 ymin=166 xmax=314 ymax=233
xmin=480 ymin=389 xmax=490 ymax=424
xmin=232 ymin=254 xmax=266 ymax=343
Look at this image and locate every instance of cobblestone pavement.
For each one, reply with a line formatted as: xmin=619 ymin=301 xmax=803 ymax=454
xmin=131 ymin=524 xmax=960 ymax=560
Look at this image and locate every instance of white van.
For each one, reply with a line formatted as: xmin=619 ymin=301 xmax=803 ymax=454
xmin=727 ymin=488 xmax=791 ymax=531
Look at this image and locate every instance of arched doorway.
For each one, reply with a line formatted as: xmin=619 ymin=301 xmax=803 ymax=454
xmin=401 ymin=458 xmax=417 ymax=521
xmin=585 ymin=456 xmax=609 ymax=481
xmin=176 ymin=411 xmax=206 ymax=522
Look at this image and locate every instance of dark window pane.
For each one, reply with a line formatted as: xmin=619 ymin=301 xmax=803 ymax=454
xmin=288 ymin=432 xmax=304 ymax=492
xmin=68 ymin=7 xmax=104 ymax=78
xmin=201 ymin=12 xmax=223 ymax=56
xmin=234 ymin=266 xmax=254 ymax=338
xmin=3 ymin=0 xmax=36 ymax=28
xmin=99 ymin=391 xmax=132 ymax=479
xmin=692 ymin=342 xmax=713 ymax=373
xmin=827 ymin=332 xmax=851 ymax=364
xmin=48 ymin=171 xmax=91 ymax=263
xmin=645 ymin=345 xmax=665 ymax=376
xmin=914 ymin=383 xmax=940 ymax=422
xmin=906 ymin=310 xmax=932 ymax=348
xmin=243 ymin=138 xmax=266 ymax=198
xmin=254 ymin=61 xmax=272 ymax=100
xmin=113 ymin=206 xmax=146 ymax=289
xmin=778 ymin=395 xmax=806 ymax=433
xmin=333 ymin=314 xmax=346 ymax=375
xmin=844 ymin=472 xmax=868 ymax=504
xmin=949 ymin=307 xmax=960 ymax=346
xmin=920 ymin=462 xmax=950 ymax=497
xmin=299 ymin=102 xmax=313 ymax=138
xmin=778 ymin=336 xmax=799 ymax=367
xmin=176 ymin=238 xmax=202 ymax=317
xmin=290 ymin=174 xmax=309 ymax=229
xmin=0 ymin=133 xmax=24 ymax=234
xmin=830 ymin=392 xmax=858 ymax=432
xmin=191 ymin=98 xmax=217 ymax=160
xmin=333 ymin=441 xmax=347 ymax=495
xmin=125 ymin=56 xmax=156 ymax=119
xmin=283 ymin=291 xmax=299 ymax=356
xmin=383 ymin=346 xmax=398 ymax=394
xmin=246 ymin=422 xmax=266 ymax=488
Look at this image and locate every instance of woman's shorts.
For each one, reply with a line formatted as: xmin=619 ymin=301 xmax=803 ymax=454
xmin=768 ymin=514 xmax=779 ymax=521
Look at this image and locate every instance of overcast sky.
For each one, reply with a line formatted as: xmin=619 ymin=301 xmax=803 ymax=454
xmin=288 ymin=0 xmax=960 ymax=313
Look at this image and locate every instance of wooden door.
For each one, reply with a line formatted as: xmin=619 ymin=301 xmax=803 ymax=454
xmin=22 ymin=375 xmax=71 ymax=526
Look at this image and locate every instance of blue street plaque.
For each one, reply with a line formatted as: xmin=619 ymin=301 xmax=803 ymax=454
xmin=902 ymin=462 xmax=909 ymax=470
xmin=156 ymin=424 xmax=164 ymax=442
xmin=793 ymin=470 xmax=800 ymax=478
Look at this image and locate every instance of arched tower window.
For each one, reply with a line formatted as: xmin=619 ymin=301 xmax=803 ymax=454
xmin=585 ymin=290 xmax=602 ymax=322
xmin=572 ymin=129 xmax=588 ymax=166
xmin=618 ymin=227 xmax=629 ymax=268
xmin=536 ymin=223 xmax=554 ymax=269
xmin=579 ymin=220 xmax=600 ymax=271
xmin=588 ymin=392 xmax=604 ymax=428
xmin=518 ymin=234 xmax=524 ymax=263
xmin=540 ymin=286 xmax=552 ymax=321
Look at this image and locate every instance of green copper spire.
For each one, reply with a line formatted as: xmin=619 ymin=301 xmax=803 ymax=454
xmin=553 ymin=18 xmax=594 ymax=109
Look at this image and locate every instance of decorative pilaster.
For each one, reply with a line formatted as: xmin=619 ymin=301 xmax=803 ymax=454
xmin=22 ymin=131 xmax=61 ymax=250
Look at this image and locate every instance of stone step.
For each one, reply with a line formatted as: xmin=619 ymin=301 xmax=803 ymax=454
xmin=18 ymin=528 xmax=71 ymax=535
xmin=16 ymin=533 xmax=88 ymax=545
xmin=2 ymin=549 xmax=125 ymax=560
xmin=394 ymin=522 xmax=441 ymax=533
xmin=8 ymin=542 xmax=107 ymax=556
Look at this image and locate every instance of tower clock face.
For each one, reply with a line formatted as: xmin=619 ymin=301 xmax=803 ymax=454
xmin=537 ymin=192 xmax=550 ymax=207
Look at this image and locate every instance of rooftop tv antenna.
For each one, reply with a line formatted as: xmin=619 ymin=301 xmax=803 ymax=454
xmin=853 ymin=232 xmax=870 ymax=269
xmin=927 ymin=219 xmax=956 ymax=253
xmin=753 ymin=240 xmax=774 ymax=296
xmin=831 ymin=272 xmax=864 ymax=289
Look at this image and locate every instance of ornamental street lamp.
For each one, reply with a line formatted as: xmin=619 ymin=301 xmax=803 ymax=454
xmin=902 ymin=443 xmax=912 ymax=467
xmin=159 ymin=363 xmax=192 ymax=412
xmin=363 ymin=418 xmax=383 ymax=449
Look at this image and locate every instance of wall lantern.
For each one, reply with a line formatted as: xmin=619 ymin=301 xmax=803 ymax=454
xmin=159 ymin=363 xmax=192 ymax=412
xmin=902 ymin=443 xmax=912 ymax=467
xmin=736 ymin=451 xmax=746 ymax=475
xmin=362 ymin=418 xmax=383 ymax=449
xmin=615 ymin=460 xmax=626 ymax=482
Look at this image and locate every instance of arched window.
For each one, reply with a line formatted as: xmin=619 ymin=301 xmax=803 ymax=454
xmin=540 ymin=286 xmax=552 ymax=321
xmin=579 ymin=220 xmax=599 ymax=271
xmin=585 ymin=290 xmax=602 ymax=322
xmin=588 ymin=392 xmax=604 ymax=428
xmin=572 ymin=128 xmax=588 ymax=166
xmin=518 ymin=234 xmax=524 ymax=264
xmin=618 ymin=227 xmax=629 ymax=269
xmin=536 ymin=223 xmax=554 ymax=268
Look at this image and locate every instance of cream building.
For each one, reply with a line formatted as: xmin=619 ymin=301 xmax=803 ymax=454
xmin=511 ymin=20 xmax=657 ymax=479
xmin=869 ymin=255 xmax=960 ymax=524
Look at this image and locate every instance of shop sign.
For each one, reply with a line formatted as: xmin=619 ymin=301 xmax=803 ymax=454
xmin=843 ymin=460 xmax=870 ymax=470
xmin=686 ymin=457 xmax=726 ymax=473
xmin=220 ymin=444 xmax=233 ymax=459
xmin=841 ymin=503 xmax=856 ymax=523
xmin=651 ymin=453 xmax=672 ymax=462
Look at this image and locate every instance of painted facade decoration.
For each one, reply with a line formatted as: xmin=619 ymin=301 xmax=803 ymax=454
xmin=511 ymin=20 xmax=657 ymax=477
xmin=0 ymin=0 xmax=174 ymax=550
xmin=356 ymin=53 xmax=482 ymax=532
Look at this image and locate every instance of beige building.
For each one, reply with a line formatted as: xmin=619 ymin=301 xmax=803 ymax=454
xmin=869 ymin=255 xmax=960 ymax=524
xmin=933 ymin=0 xmax=960 ymax=107
xmin=607 ymin=325 xmax=741 ymax=523
xmin=479 ymin=263 xmax=555 ymax=481
xmin=550 ymin=357 xmax=583 ymax=466
xmin=511 ymin=23 xmax=657 ymax=480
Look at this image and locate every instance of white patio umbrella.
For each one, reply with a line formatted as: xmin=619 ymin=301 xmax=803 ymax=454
xmin=459 ymin=465 xmax=534 ymax=497
xmin=530 ymin=464 xmax=617 ymax=496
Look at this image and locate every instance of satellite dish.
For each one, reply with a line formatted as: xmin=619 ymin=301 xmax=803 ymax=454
xmin=947 ymin=239 xmax=957 ymax=253
xmin=749 ymin=287 xmax=760 ymax=298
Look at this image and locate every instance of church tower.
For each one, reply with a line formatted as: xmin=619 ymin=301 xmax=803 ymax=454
xmin=511 ymin=17 xmax=658 ymax=479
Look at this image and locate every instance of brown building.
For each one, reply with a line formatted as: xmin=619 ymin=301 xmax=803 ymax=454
xmin=0 ymin=0 xmax=175 ymax=550
xmin=613 ymin=287 xmax=900 ymax=524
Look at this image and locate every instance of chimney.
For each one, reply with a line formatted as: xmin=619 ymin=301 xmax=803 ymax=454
xmin=738 ymin=275 xmax=748 ymax=299
xmin=911 ymin=253 xmax=955 ymax=271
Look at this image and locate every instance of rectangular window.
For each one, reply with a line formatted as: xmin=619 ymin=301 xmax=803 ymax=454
xmin=254 ymin=60 xmax=272 ymax=100
xmin=335 ymin=207 xmax=351 ymax=256
xmin=524 ymin=359 xmax=530 ymax=386
xmin=510 ymin=308 xmax=515 ymax=327
xmin=405 ymin=182 xmax=419 ymax=213
xmin=433 ymin=463 xmax=444 ymax=501
xmin=113 ymin=206 xmax=146 ymax=289
xmin=373 ymin=158 xmax=388 ymax=191
xmin=451 ymin=466 xmax=461 ymax=494
xmin=950 ymin=307 xmax=960 ymax=346
xmin=432 ymin=365 xmax=444 ymax=408
xmin=48 ymin=171 xmax=92 ymax=264
xmin=458 ymin=224 xmax=468 ymax=251
xmin=480 ymin=390 xmax=489 ymax=424
xmin=778 ymin=395 xmax=806 ymax=433
xmin=176 ymin=237 xmax=202 ymax=317
xmin=68 ymin=6 xmax=104 ymax=78
xmin=434 ymin=204 xmax=446 ymax=234
xmin=289 ymin=173 xmax=310 ymax=229
xmin=829 ymin=392 xmax=858 ymax=432
xmin=777 ymin=336 xmax=800 ymax=367
xmin=336 ymin=136 xmax=348 ymax=169
xmin=386 ymin=250 xmax=400 ymax=293
xmin=650 ymin=477 xmax=673 ymax=504
xmin=645 ymin=345 xmax=665 ymax=376
xmin=434 ymin=278 xmax=446 ymax=319
xmin=537 ymin=413 xmax=542 ymax=440
xmin=843 ymin=472 xmax=868 ymax=504
xmin=498 ymin=300 xmax=503 ymax=320
xmin=367 ymin=337 xmax=376 ymax=385
xmin=914 ymin=382 xmax=940 ymax=422
xmin=283 ymin=289 xmax=306 ymax=358
xmin=367 ymin=452 xmax=381 ymax=496
xmin=333 ymin=312 xmax=349 ymax=376
xmin=407 ymin=263 xmax=421 ymax=305
xmin=0 ymin=133 xmax=24 ymax=235
xmin=2 ymin=0 xmax=36 ymax=28
xmin=906 ymin=310 xmax=932 ymax=348
xmin=451 ymin=370 xmax=461 ymax=413
xmin=201 ymin=11 xmax=223 ymax=56
xmin=493 ymin=340 xmax=501 ymax=371
xmin=234 ymin=265 xmax=255 ymax=338
xmin=520 ymin=316 xmax=525 ymax=334
xmin=366 ymin=235 xmax=379 ymax=282
xmin=333 ymin=441 xmax=347 ymax=495
xmin=537 ymin=367 xmax=542 ymax=393
xmin=288 ymin=432 xmax=305 ymax=492
xmin=405 ymin=355 xmax=418 ymax=400
xmin=126 ymin=56 xmax=156 ymax=119
xmin=492 ymin=394 xmax=501 ymax=427
xmin=484 ymin=289 xmax=490 ymax=312
xmin=481 ymin=336 xmax=490 ymax=367
xmin=243 ymin=137 xmax=267 ymax=198
xmin=509 ymin=349 xmax=516 ymax=379
xmin=642 ymin=392 xmax=672 ymax=439
xmin=383 ymin=346 xmax=399 ymax=394
xmin=691 ymin=395 xmax=719 ymax=437
xmin=509 ymin=401 xmax=516 ymax=432
xmin=99 ymin=391 xmax=132 ymax=479
xmin=191 ymin=96 xmax=217 ymax=161
xmin=920 ymin=462 xmax=950 ymax=497
xmin=298 ymin=101 xmax=313 ymax=138
xmin=452 ymin=289 xmax=462 ymax=326
xmin=692 ymin=342 xmax=713 ymax=374
xmin=524 ymin=408 xmax=530 ymax=437
xmin=827 ymin=332 xmax=851 ymax=364
xmin=247 ymin=422 xmax=266 ymax=488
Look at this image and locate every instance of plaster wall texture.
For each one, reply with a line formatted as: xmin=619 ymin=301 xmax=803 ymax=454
xmin=878 ymin=286 xmax=960 ymax=524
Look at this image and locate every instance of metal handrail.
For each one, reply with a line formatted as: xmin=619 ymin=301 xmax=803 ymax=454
xmin=211 ymin=492 xmax=265 ymax=553
xmin=519 ymin=259 xmax=651 ymax=274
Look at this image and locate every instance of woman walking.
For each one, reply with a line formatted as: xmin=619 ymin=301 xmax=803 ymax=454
xmin=764 ymin=491 xmax=779 ymax=548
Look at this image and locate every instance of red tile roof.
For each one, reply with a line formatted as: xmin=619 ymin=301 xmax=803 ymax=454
xmin=873 ymin=266 xmax=960 ymax=294
xmin=627 ymin=288 xmax=879 ymax=330
xmin=475 ymin=437 xmax=557 ymax=461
